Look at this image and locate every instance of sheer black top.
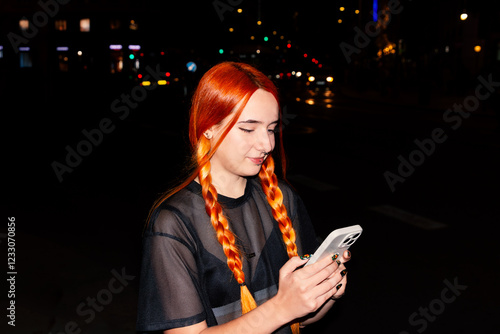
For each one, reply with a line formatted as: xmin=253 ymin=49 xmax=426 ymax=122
xmin=136 ymin=176 xmax=318 ymax=333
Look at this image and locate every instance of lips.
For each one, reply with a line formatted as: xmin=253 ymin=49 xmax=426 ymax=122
xmin=248 ymin=157 xmax=265 ymax=165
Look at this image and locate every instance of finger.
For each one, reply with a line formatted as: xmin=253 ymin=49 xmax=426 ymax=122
xmin=341 ymin=250 xmax=352 ymax=263
xmin=331 ymin=275 xmax=347 ymax=299
xmin=280 ymin=256 xmax=310 ymax=279
xmin=310 ymin=272 xmax=343 ymax=304
xmin=326 ymin=260 xmax=343 ymax=279
xmin=324 ymin=265 xmax=348 ymax=290
xmin=304 ymin=257 xmax=340 ymax=286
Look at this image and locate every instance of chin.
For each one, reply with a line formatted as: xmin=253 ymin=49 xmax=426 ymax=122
xmin=241 ymin=166 xmax=262 ymax=177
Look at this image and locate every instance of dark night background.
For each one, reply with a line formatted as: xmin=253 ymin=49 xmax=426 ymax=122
xmin=2 ymin=0 xmax=500 ymax=333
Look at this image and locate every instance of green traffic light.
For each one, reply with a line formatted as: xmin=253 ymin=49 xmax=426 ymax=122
xmin=219 ymin=49 xmax=224 ymax=54
xmin=129 ymin=54 xmax=135 ymax=60
xmin=264 ymin=36 xmax=269 ymax=42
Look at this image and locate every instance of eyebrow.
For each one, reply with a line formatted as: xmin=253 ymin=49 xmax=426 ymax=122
xmin=237 ymin=119 xmax=279 ymax=125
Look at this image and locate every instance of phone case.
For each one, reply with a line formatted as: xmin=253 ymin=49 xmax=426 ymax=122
xmin=305 ymin=224 xmax=363 ymax=266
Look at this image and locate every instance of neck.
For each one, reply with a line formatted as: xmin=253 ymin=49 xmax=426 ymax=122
xmin=194 ymin=173 xmax=247 ymax=198
xmin=211 ymin=173 xmax=247 ymax=198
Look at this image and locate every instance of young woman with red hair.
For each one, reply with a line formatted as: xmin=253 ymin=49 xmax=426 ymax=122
xmin=136 ymin=62 xmax=350 ymax=334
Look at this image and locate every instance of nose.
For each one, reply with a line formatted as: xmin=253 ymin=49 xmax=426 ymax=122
xmin=256 ymin=128 xmax=273 ymax=154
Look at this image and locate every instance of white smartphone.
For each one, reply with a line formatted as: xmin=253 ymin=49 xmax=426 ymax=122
xmin=304 ymin=224 xmax=363 ymax=266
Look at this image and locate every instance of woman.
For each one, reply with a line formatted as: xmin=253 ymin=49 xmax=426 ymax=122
xmin=136 ymin=62 xmax=350 ymax=334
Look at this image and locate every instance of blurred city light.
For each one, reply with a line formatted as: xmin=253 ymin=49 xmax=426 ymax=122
xmin=186 ymin=62 xmax=197 ymax=72
xmin=19 ymin=19 xmax=29 ymax=31
xmin=474 ymin=45 xmax=481 ymax=52
xmin=327 ymin=76 xmax=334 ymax=82
xmin=129 ymin=19 xmax=138 ymax=30
xmin=460 ymin=12 xmax=468 ymax=20
xmin=80 ymin=18 xmax=90 ymax=32
xmin=308 ymin=76 xmax=315 ymax=82
xmin=340 ymin=7 xmax=345 ymax=11
xmin=109 ymin=44 xmax=122 ymax=50
xmin=296 ymin=71 xmax=302 ymax=77
xmin=128 ymin=45 xmax=141 ymax=50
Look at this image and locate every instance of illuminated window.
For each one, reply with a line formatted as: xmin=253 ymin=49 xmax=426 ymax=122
xmin=80 ymin=18 xmax=90 ymax=32
xmin=19 ymin=47 xmax=32 ymax=68
xmin=110 ymin=19 xmax=121 ymax=30
xmin=56 ymin=46 xmax=69 ymax=71
xmin=110 ymin=45 xmax=124 ymax=73
xmin=19 ymin=19 xmax=29 ymax=31
xmin=55 ymin=20 xmax=67 ymax=31
xmin=129 ymin=20 xmax=138 ymax=30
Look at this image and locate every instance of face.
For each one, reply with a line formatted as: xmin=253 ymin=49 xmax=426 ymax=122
xmin=208 ymin=89 xmax=279 ymax=181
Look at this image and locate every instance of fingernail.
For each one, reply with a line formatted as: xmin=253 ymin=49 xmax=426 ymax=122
xmin=336 ymin=260 xmax=341 ymax=266
xmin=300 ymin=254 xmax=311 ymax=260
xmin=340 ymin=269 xmax=347 ymax=277
xmin=336 ymin=283 xmax=342 ymax=290
xmin=346 ymin=250 xmax=351 ymax=258
xmin=332 ymin=253 xmax=339 ymax=261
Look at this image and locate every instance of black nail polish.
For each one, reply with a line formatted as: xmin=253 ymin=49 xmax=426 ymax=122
xmin=336 ymin=283 xmax=342 ymax=290
xmin=332 ymin=253 xmax=339 ymax=261
xmin=336 ymin=260 xmax=341 ymax=266
xmin=340 ymin=269 xmax=347 ymax=277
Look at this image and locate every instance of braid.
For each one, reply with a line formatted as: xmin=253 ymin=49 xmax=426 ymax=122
xmin=259 ymin=156 xmax=298 ymax=257
xmin=259 ymin=155 xmax=300 ymax=334
xmin=197 ymin=136 xmax=257 ymax=314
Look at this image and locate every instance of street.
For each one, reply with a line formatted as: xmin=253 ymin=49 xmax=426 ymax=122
xmin=4 ymin=78 xmax=500 ymax=334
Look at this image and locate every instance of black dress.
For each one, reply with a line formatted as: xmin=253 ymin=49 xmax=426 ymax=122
xmin=136 ymin=176 xmax=319 ymax=333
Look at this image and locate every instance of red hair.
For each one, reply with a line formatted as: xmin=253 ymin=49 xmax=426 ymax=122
xmin=148 ymin=62 xmax=300 ymax=333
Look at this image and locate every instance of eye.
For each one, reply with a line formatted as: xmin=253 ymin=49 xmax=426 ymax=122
xmin=239 ymin=128 xmax=253 ymax=133
xmin=268 ymin=127 xmax=278 ymax=134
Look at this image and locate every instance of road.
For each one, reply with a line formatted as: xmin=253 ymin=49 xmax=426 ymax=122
xmin=4 ymin=79 xmax=500 ymax=333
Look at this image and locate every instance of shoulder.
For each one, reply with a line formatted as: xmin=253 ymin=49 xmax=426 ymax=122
xmin=145 ymin=185 xmax=205 ymax=241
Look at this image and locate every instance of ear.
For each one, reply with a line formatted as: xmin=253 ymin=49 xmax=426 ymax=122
xmin=204 ymin=123 xmax=221 ymax=140
xmin=203 ymin=131 xmax=213 ymax=140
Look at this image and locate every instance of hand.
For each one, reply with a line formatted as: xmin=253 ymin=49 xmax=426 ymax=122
xmin=271 ymin=253 xmax=344 ymax=323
